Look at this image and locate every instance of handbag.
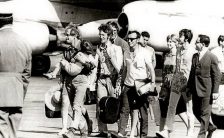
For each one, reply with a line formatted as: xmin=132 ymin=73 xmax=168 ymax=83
xmin=134 ymin=79 xmax=158 ymax=96
xmin=84 ymin=88 xmax=97 ymax=105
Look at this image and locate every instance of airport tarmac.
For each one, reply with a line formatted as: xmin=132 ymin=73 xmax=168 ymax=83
xmin=17 ymin=77 xmax=224 ymax=138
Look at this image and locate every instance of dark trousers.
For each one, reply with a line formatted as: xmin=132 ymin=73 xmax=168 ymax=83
xmin=192 ymin=94 xmax=214 ymax=138
xmin=0 ymin=107 xmax=22 ymax=138
xmin=118 ymin=85 xmax=148 ymax=137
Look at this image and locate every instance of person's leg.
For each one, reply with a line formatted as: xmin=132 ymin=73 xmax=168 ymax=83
xmin=178 ymin=112 xmax=188 ymax=127
xmin=118 ymin=86 xmax=131 ymax=136
xmin=59 ymin=92 xmax=70 ymax=135
xmin=130 ymin=110 xmax=139 ymax=138
xmin=148 ymin=103 xmax=154 ymax=120
xmin=0 ymin=107 xmax=22 ymax=138
xmin=9 ymin=107 xmax=23 ymax=138
xmin=198 ymin=97 xmax=211 ymax=138
xmin=43 ymin=62 xmax=61 ymax=79
xmin=159 ymin=117 xmax=166 ymax=131
xmin=164 ymin=92 xmax=181 ymax=132
xmin=81 ymin=108 xmax=93 ymax=135
xmin=71 ymin=75 xmax=88 ymax=130
xmin=186 ymin=99 xmax=195 ymax=136
xmin=151 ymin=97 xmax=161 ymax=126
xmin=96 ymin=79 xmax=108 ymax=133
xmin=156 ymin=92 xmax=181 ymax=138
xmin=139 ymin=102 xmax=149 ymax=138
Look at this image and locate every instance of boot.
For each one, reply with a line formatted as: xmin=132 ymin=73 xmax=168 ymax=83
xmin=83 ymin=111 xmax=93 ymax=135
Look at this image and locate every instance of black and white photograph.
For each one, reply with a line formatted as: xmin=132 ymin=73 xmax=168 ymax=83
xmin=0 ymin=0 xmax=224 ymax=138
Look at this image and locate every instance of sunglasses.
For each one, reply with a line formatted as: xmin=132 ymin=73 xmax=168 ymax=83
xmin=127 ymin=37 xmax=137 ymax=42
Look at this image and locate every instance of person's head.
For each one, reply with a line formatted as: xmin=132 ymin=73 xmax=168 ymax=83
xmin=66 ymin=27 xmax=81 ymax=49
xmin=127 ymin=30 xmax=141 ymax=48
xmin=0 ymin=13 xmax=13 ymax=28
xmin=80 ymin=40 xmax=93 ymax=55
xmin=179 ymin=29 xmax=193 ymax=44
xmin=167 ymin=34 xmax=179 ymax=49
xmin=218 ymin=35 xmax=224 ymax=47
xmin=140 ymin=31 xmax=150 ymax=46
xmin=195 ymin=34 xmax=210 ymax=51
xmin=98 ymin=24 xmax=113 ymax=44
xmin=107 ymin=21 xmax=119 ymax=40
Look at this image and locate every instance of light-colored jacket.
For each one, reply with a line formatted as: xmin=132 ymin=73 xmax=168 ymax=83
xmin=0 ymin=27 xmax=32 ymax=107
xmin=96 ymin=42 xmax=123 ymax=74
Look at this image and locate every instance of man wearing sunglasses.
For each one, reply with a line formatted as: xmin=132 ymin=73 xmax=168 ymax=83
xmin=118 ymin=30 xmax=156 ymax=138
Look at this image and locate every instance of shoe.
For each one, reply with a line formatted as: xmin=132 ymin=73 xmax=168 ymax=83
xmin=156 ymin=130 xmax=170 ymax=138
xmin=87 ymin=119 xmax=93 ymax=135
xmin=43 ymin=73 xmax=56 ymax=80
xmin=118 ymin=132 xmax=126 ymax=137
xmin=207 ymin=126 xmax=217 ymax=138
xmin=58 ymin=128 xmax=68 ymax=135
xmin=94 ymin=132 xmax=108 ymax=137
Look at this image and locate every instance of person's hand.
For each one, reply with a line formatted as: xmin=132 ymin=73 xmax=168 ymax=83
xmin=149 ymin=82 xmax=156 ymax=92
xmin=76 ymin=53 xmax=86 ymax=64
xmin=115 ymin=84 xmax=121 ymax=96
xmin=60 ymin=59 xmax=67 ymax=67
xmin=212 ymin=93 xmax=220 ymax=100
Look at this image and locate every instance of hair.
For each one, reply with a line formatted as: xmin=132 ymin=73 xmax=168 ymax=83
xmin=106 ymin=21 xmax=119 ymax=31
xmin=0 ymin=13 xmax=13 ymax=28
xmin=98 ymin=24 xmax=113 ymax=37
xmin=141 ymin=31 xmax=150 ymax=38
xmin=198 ymin=34 xmax=210 ymax=47
xmin=128 ymin=30 xmax=141 ymax=39
xmin=218 ymin=35 xmax=224 ymax=45
xmin=167 ymin=34 xmax=179 ymax=42
xmin=69 ymin=27 xmax=81 ymax=39
xmin=80 ymin=40 xmax=93 ymax=55
xmin=179 ymin=29 xmax=193 ymax=43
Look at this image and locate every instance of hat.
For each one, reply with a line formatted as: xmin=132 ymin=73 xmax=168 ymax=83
xmin=45 ymin=89 xmax=62 ymax=111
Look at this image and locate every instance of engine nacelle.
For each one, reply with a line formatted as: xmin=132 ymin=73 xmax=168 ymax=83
xmin=13 ymin=21 xmax=50 ymax=55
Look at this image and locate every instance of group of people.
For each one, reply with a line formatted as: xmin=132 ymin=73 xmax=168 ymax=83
xmin=43 ymin=20 xmax=223 ymax=138
xmin=0 ymin=11 xmax=223 ymax=138
xmin=156 ymin=30 xmax=221 ymax=138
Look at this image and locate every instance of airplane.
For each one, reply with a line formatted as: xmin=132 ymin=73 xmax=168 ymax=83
xmin=1 ymin=0 xmax=224 ymax=129
xmin=0 ymin=0 xmax=136 ymax=75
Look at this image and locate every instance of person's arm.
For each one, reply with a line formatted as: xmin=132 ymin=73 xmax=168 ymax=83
xmin=110 ymin=46 xmax=123 ymax=73
xmin=145 ymin=52 xmax=156 ymax=89
xmin=152 ymin=49 xmax=156 ymax=68
xmin=211 ymin=54 xmax=221 ymax=99
xmin=22 ymin=50 xmax=32 ymax=94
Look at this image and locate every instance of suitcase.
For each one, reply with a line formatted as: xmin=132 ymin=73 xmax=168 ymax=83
xmin=99 ymin=96 xmax=120 ymax=124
